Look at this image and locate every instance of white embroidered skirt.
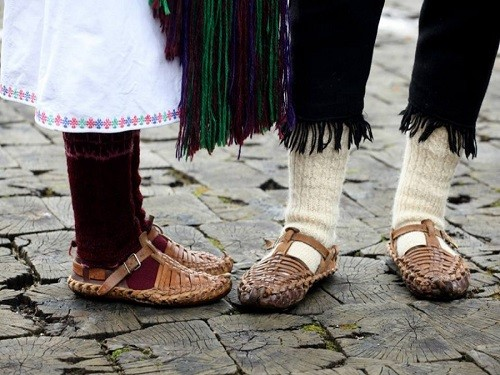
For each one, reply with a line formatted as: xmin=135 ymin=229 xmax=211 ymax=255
xmin=0 ymin=0 xmax=182 ymax=133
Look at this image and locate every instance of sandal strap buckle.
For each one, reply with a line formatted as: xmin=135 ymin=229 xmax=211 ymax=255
xmin=97 ymin=233 xmax=156 ymax=296
xmin=123 ymin=253 xmax=142 ymax=274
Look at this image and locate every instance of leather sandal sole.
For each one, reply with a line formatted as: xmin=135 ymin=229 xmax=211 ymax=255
xmin=68 ymin=274 xmax=231 ymax=306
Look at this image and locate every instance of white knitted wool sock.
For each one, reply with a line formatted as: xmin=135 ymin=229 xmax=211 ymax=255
xmin=392 ymin=127 xmax=459 ymax=257
xmin=280 ymin=126 xmax=350 ymax=273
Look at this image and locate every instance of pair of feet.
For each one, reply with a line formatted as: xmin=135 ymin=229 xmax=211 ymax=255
xmin=68 ymin=219 xmax=469 ymax=308
xmin=238 ymin=219 xmax=470 ymax=310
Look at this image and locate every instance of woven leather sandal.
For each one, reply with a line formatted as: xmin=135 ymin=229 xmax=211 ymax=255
xmin=146 ymin=216 xmax=233 ymax=275
xmin=238 ymin=228 xmax=339 ymax=310
xmin=389 ymin=219 xmax=470 ymax=300
xmin=67 ymin=233 xmax=231 ymax=306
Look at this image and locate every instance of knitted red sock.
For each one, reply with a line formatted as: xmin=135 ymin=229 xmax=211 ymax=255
xmin=128 ymin=130 xmax=162 ymax=289
xmin=131 ymin=131 xmax=149 ymax=232
xmin=64 ymin=132 xmax=158 ymax=289
xmin=130 ymin=131 xmax=172 ymax=254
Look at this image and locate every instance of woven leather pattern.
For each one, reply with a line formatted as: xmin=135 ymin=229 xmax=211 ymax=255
xmin=389 ymin=219 xmax=470 ymax=300
xmin=149 ymin=224 xmax=233 ymax=275
xmin=238 ymin=228 xmax=338 ymax=309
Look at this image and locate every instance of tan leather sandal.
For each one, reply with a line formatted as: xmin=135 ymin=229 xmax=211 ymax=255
xmin=146 ymin=216 xmax=233 ymax=275
xmin=238 ymin=228 xmax=339 ymax=310
xmin=67 ymin=233 xmax=231 ymax=306
xmin=389 ymin=219 xmax=470 ymax=300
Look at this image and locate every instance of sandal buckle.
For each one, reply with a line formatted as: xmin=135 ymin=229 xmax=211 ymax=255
xmin=123 ymin=253 xmax=142 ymax=274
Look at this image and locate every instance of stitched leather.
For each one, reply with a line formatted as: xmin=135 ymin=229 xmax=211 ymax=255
xmin=389 ymin=219 xmax=469 ymax=300
xmin=146 ymin=216 xmax=233 ymax=275
xmin=238 ymin=228 xmax=338 ymax=309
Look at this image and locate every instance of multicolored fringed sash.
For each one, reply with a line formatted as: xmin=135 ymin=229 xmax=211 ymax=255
xmin=149 ymin=0 xmax=295 ymax=158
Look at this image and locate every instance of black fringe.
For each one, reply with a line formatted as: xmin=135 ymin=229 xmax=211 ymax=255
xmin=400 ymin=104 xmax=477 ymax=158
xmin=281 ymin=115 xmax=373 ymax=154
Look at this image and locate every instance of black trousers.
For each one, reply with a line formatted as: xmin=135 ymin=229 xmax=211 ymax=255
xmin=287 ymin=0 xmax=500 ymax=157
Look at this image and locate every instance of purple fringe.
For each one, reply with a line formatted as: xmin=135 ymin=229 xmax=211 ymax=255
xmin=150 ymin=0 xmax=296 ymax=158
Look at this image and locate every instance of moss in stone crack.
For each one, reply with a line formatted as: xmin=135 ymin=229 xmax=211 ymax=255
xmin=218 ymin=196 xmax=246 ymax=206
xmin=303 ymin=324 xmax=341 ymax=352
xmin=486 ymin=268 xmax=499 ymax=276
xmin=324 ymin=341 xmax=340 ymax=351
xmin=193 ymin=185 xmax=209 ymax=197
xmin=40 ymin=187 xmax=56 ymax=197
xmin=303 ymin=324 xmax=324 ymax=334
xmin=208 ymin=237 xmax=225 ymax=251
xmin=110 ymin=347 xmax=132 ymax=361
xmin=139 ymin=347 xmax=155 ymax=360
xmin=490 ymin=199 xmax=500 ymax=208
xmin=339 ymin=323 xmax=359 ymax=330
xmin=169 ymin=168 xmax=198 ymax=185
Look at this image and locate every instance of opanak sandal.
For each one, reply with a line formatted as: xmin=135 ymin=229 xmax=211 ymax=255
xmin=68 ymin=233 xmax=231 ymax=306
xmin=389 ymin=219 xmax=470 ymax=300
xmin=238 ymin=228 xmax=339 ymax=309
xmin=146 ymin=216 xmax=233 ymax=275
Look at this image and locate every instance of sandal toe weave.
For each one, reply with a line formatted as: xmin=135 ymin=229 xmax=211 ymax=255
xmin=238 ymin=228 xmax=338 ymax=310
xmin=389 ymin=219 xmax=470 ymax=300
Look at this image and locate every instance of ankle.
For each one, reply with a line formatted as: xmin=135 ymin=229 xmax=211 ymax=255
xmin=395 ymin=231 xmax=456 ymax=257
xmin=392 ymin=220 xmax=457 ymax=257
xmin=287 ymin=242 xmax=322 ymax=273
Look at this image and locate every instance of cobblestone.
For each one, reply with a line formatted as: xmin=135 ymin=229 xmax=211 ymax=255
xmin=0 ymin=1 xmax=499 ymax=374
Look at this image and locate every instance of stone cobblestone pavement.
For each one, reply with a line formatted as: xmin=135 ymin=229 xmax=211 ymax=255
xmin=0 ymin=1 xmax=499 ymax=374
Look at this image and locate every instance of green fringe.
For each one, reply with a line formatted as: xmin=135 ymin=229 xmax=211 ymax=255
xmin=149 ymin=0 xmax=170 ymax=15
xmin=150 ymin=0 xmax=293 ymax=158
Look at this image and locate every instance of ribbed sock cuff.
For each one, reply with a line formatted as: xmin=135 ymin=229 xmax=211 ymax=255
xmin=63 ymin=132 xmax=134 ymax=160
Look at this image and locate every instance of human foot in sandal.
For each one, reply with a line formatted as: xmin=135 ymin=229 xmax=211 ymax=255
xmin=68 ymin=233 xmax=231 ymax=306
xmin=144 ymin=216 xmax=233 ymax=275
xmin=389 ymin=219 xmax=470 ymax=300
xmin=238 ymin=228 xmax=339 ymax=310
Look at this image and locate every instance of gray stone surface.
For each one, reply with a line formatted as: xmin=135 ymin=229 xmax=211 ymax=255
xmin=1 ymin=1 xmax=499 ymax=373
xmin=0 ymin=305 xmax=40 ymax=339
xmin=0 ymin=336 xmax=115 ymax=374
xmin=105 ymin=321 xmax=238 ymax=375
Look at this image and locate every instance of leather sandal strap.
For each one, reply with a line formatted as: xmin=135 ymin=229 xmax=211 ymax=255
xmin=272 ymin=228 xmax=338 ymax=275
xmin=279 ymin=228 xmax=332 ymax=260
xmin=72 ymin=261 xmax=109 ymax=281
xmin=98 ymin=233 xmax=159 ymax=295
xmin=390 ymin=219 xmax=458 ymax=256
xmin=391 ymin=219 xmax=445 ymax=240
xmin=72 ymin=233 xmax=159 ymax=296
xmin=392 ymin=222 xmax=429 ymax=241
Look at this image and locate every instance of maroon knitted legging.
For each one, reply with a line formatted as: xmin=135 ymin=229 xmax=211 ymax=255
xmin=64 ymin=131 xmax=163 ymax=289
xmin=130 ymin=130 xmax=170 ymax=259
xmin=63 ymin=132 xmax=142 ymax=268
xmin=131 ymin=131 xmax=149 ymax=232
